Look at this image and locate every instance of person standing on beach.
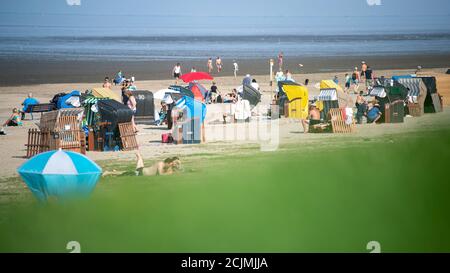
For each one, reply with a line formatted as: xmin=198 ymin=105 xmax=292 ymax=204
xmin=125 ymin=90 xmax=138 ymax=133
xmin=364 ymin=66 xmax=374 ymax=91
xmin=278 ymin=52 xmax=284 ymax=70
xmin=351 ymin=67 xmax=360 ymax=94
xmin=344 ymin=73 xmax=351 ymax=92
xmin=361 ymin=61 xmax=368 ymax=80
xmin=216 ymin=57 xmax=223 ymax=73
xmin=285 ymin=70 xmax=293 ymax=81
xmin=207 ymin=58 xmax=213 ymax=73
xmin=233 ymin=60 xmax=239 ymax=79
xmin=275 ymin=69 xmax=285 ymax=83
xmin=173 ymin=63 xmax=182 ymax=84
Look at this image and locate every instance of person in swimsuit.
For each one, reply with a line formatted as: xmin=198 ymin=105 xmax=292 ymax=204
xmin=216 ymin=57 xmax=222 ymax=73
xmin=301 ymin=104 xmax=321 ymax=133
xmin=125 ymin=90 xmax=138 ymax=133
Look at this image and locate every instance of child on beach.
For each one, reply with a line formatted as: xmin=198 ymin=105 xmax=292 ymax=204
xmin=103 ymin=77 xmax=112 ymax=89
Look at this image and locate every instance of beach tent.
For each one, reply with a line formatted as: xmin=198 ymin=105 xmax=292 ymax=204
xmin=169 ymin=85 xmax=194 ymax=98
xmin=92 ymin=88 xmax=121 ymax=102
xmin=188 ymin=82 xmax=208 ymax=101
xmin=133 ymin=90 xmax=155 ymax=124
xmin=57 ymin=90 xmax=81 ymax=109
xmin=320 ymin=80 xmax=353 ymax=108
xmin=278 ymin=81 xmax=309 ymax=119
xmin=396 ymin=77 xmax=427 ymax=115
xmin=242 ymin=84 xmax=262 ymax=107
xmin=175 ymin=96 xmax=207 ymax=123
xmin=17 ymin=149 xmax=102 ymax=202
xmin=418 ymin=77 xmax=443 ymax=113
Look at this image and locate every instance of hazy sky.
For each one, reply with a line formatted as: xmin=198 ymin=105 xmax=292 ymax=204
xmin=1 ymin=0 xmax=449 ymax=36
xmin=1 ymin=0 xmax=450 ymax=16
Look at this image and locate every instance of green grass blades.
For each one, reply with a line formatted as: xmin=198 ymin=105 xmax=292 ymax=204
xmin=1 ymin=129 xmax=450 ymax=253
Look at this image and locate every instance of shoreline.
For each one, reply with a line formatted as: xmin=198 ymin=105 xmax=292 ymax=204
xmin=1 ymin=53 xmax=449 ymax=86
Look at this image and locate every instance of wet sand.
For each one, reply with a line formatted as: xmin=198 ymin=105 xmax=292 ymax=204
xmin=1 ymin=53 xmax=449 ymax=86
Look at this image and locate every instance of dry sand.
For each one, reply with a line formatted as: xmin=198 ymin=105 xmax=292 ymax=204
xmin=0 ymin=68 xmax=449 ymax=178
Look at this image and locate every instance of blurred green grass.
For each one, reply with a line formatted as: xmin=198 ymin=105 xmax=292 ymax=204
xmin=1 ymin=129 xmax=450 ymax=253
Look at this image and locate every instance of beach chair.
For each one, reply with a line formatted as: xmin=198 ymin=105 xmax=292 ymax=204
xmin=329 ymin=108 xmax=355 ymax=133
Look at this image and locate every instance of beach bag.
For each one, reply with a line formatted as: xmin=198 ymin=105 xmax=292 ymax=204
xmin=51 ymin=93 xmax=66 ymax=105
xmin=162 ymin=133 xmax=173 ymax=143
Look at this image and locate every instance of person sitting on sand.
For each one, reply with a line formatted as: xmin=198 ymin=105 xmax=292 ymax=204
xmin=136 ymin=153 xmax=182 ymax=176
xmin=103 ymin=77 xmax=112 ymax=89
xmin=20 ymin=93 xmax=39 ymax=119
xmin=2 ymin=108 xmax=23 ymax=128
xmin=127 ymin=80 xmax=137 ymax=91
xmin=223 ymin=90 xmax=238 ymax=104
xmin=367 ymin=102 xmax=382 ymax=124
xmin=301 ymin=104 xmax=321 ymax=133
xmin=156 ymin=101 xmax=167 ymax=126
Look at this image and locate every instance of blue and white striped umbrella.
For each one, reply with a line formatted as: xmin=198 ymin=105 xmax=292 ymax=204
xmin=17 ymin=149 xmax=102 ymax=202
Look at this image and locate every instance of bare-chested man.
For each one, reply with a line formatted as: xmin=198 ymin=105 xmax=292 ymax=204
xmin=301 ymin=104 xmax=321 ymax=133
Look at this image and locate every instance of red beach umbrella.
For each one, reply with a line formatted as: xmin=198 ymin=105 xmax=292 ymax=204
xmin=180 ymin=72 xmax=213 ymax=83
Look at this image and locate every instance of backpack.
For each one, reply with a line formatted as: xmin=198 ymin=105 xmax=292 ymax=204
xmin=352 ymin=73 xmax=357 ymax=81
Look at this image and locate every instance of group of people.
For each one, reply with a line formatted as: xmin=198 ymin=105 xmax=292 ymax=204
xmin=343 ymin=61 xmax=375 ymax=94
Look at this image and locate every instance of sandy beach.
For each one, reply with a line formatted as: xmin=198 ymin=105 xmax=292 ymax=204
xmin=1 ymin=67 xmax=449 ymax=179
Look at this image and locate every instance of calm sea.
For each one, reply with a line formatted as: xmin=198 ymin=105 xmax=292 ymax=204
xmin=0 ymin=15 xmax=449 ymax=61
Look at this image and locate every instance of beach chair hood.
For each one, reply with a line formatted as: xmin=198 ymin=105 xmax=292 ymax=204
xmin=92 ymin=88 xmax=121 ymax=102
xmin=175 ymin=96 xmax=207 ymax=123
